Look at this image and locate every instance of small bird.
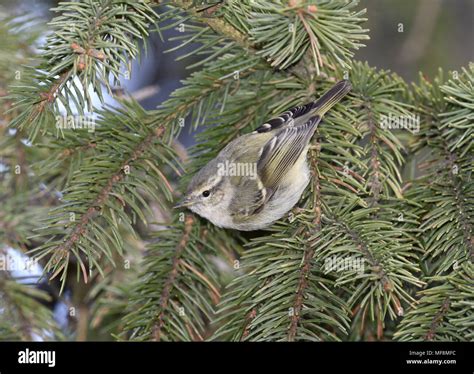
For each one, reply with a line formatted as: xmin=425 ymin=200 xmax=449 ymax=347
xmin=175 ymin=80 xmax=352 ymax=231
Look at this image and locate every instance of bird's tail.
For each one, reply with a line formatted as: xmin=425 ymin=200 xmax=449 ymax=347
xmin=311 ymin=80 xmax=352 ymax=116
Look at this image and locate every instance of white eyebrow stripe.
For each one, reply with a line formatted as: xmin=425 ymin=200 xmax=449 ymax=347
xmin=202 ymin=174 xmax=223 ymax=192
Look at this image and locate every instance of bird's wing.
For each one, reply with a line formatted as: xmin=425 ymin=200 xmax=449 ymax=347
xmin=229 ymin=114 xmax=321 ymax=222
xmin=257 ymin=115 xmax=321 ymax=193
xmin=229 ymin=175 xmax=268 ymax=222
xmin=254 ymin=80 xmax=351 ymax=193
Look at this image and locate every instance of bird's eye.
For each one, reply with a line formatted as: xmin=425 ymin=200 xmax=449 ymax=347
xmin=202 ymin=190 xmax=210 ymax=197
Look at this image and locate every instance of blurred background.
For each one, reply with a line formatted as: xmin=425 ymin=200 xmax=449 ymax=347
xmin=358 ymin=0 xmax=473 ymax=80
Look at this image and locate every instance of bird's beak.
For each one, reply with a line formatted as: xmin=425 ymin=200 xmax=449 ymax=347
xmin=173 ymin=197 xmax=195 ymax=209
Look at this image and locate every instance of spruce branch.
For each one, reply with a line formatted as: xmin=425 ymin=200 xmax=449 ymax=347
xmin=7 ymin=0 xmax=158 ymax=139
xmin=424 ymin=296 xmax=450 ymax=341
xmin=28 ymin=101 xmax=177 ymax=291
xmin=302 ymin=63 xmax=424 ymax=339
xmin=395 ymin=65 xmax=473 ymax=341
xmin=162 ymin=0 xmax=368 ymax=78
xmin=122 ymin=218 xmax=236 ymax=341
xmin=164 ymin=0 xmax=253 ymax=50
xmin=0 ymin=249 xmax=63 ymax=341
xmin=152 ymin=215 xmax=194 ymax=341
xmin=287 ymin=143 xmax=322 ymax=341
xmin=48 ymin=125 xmax=166 ymax=276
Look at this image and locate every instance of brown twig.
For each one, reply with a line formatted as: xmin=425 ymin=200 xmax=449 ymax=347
xmin=241 ymin=308 xmax=257 ymax=340
xmin=346 ymin=223 xmax=391 ymax=290
xmin=288 ymin=143 xmax=322 ymax=341
xmin=364 ymin=102 xmax=382 ymax=207
xmin=35 ymin=71 xmax=71 ymax=120
xmin=60 ymin=142 xmax=97 ymax=158
xmin=152 ymin=215 xmax=194 ymax=341
xmin=425 ymin=297 xmax=450 ymax=341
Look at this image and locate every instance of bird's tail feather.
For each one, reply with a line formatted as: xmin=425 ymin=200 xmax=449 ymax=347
xmin=311 ymin=80 xmax=352 ymax=116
